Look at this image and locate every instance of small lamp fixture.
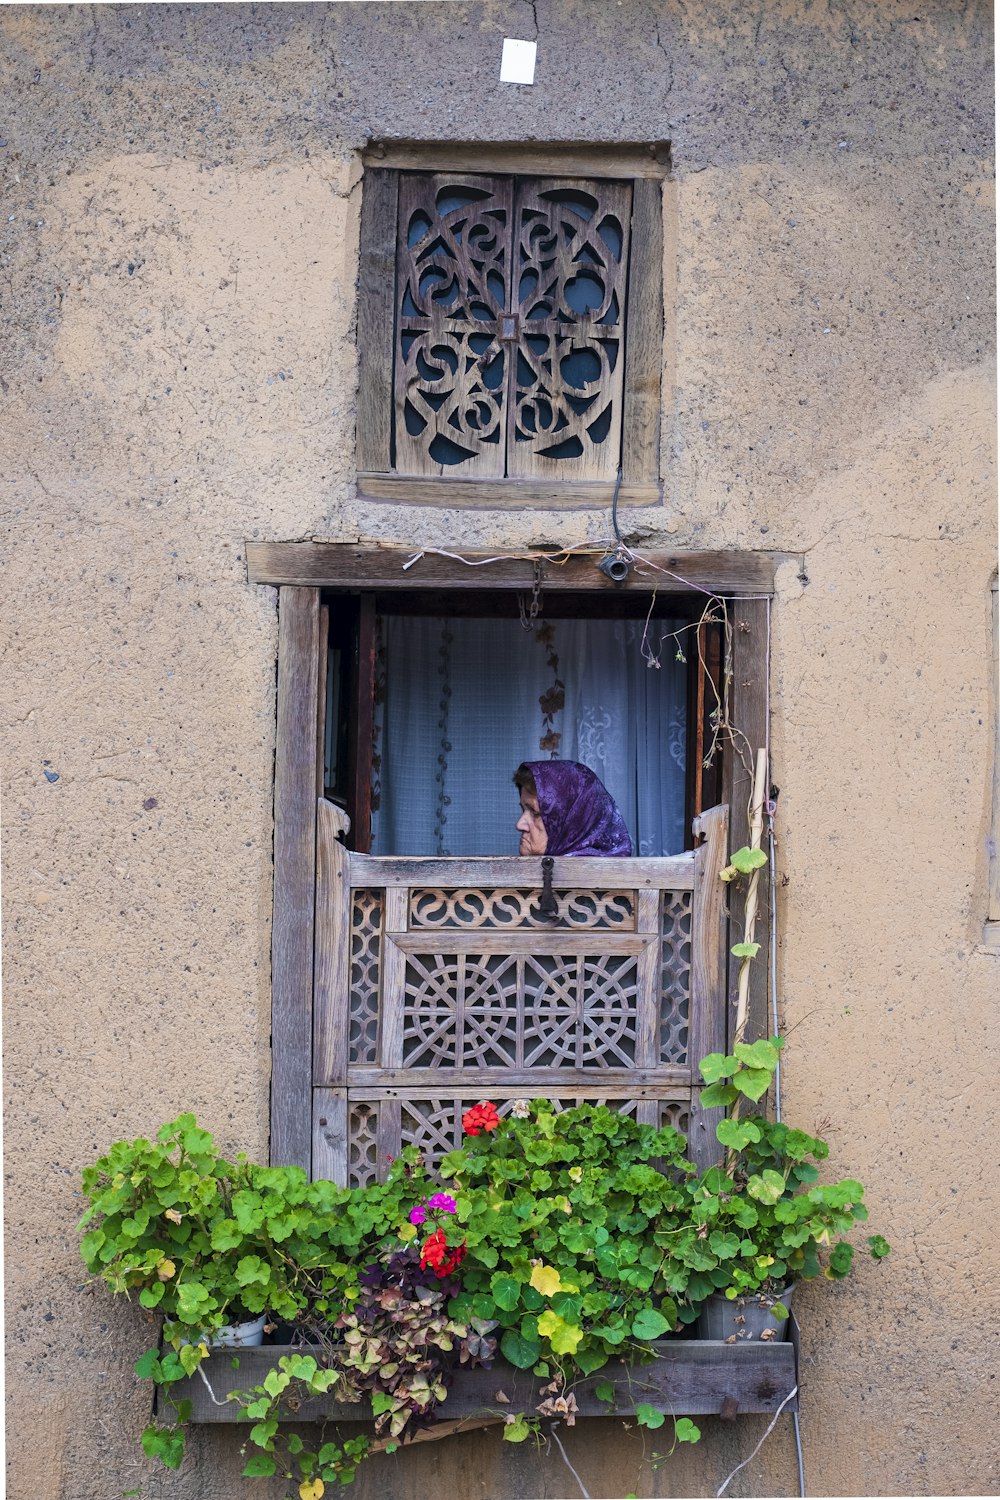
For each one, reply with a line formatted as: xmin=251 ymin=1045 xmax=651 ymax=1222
xmin=598 ymin=549 xmax=632 ymax=583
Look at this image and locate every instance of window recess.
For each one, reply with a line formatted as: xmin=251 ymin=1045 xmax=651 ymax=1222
xmin=356 ymin=144 xmax=667 ymax=509
xmin=258 ymin=545 xmax=772 ymax=1177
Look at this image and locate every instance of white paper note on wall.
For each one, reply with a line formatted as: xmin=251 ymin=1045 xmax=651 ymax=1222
xmin=500 ymin=38 xmax=537 ymax=85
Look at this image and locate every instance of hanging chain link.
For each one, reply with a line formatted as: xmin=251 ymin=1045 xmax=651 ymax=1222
xmin=518 ymin=559 xmax=545 ymax=631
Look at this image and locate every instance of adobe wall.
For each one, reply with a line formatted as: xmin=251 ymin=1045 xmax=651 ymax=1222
xmin=2 ymin=3 xmax=995 ymax=1497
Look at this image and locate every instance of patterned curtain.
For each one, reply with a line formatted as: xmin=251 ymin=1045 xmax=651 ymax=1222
xmin=371 ymin=615 xmax=687 ymax=857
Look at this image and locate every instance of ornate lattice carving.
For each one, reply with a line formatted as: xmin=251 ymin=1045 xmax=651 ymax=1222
xmin=660 ymin=891 xmax=692 ymax=1064
xmin=659 ymin=1100 xmax=690 ymax=1138
xmin=398 ymin=1096 xmax=644 ymax=1174
xmin=408 ymin=887 xmax=635 ymax=930
xmin=347 ymin=1102 xmax=379 ymax=1189
xmin=509 ymin=180 xmax=631 ymax=478
xmin=400 ymin=951 xmax=640 ymax=1069
xmin=344 ymin=1094 xmax=690 ymax=1185
xmin=392 ymin=173 xmax=631 ymax=480
xmin=395 ymin=174 xmax=511 ymax=477
xmin=349 ymin=889 xmax=382 ymax=1065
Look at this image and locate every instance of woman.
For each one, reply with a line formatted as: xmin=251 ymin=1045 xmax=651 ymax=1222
xmin=513 ymin=760 xmax=632 ymax=857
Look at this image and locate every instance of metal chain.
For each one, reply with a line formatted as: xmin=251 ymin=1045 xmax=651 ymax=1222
xmin=518 ymin=560 xmax=544 ymax=631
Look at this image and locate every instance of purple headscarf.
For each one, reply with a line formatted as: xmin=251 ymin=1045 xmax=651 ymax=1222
xmin=520 ymin=760 xmax=632 ymax=857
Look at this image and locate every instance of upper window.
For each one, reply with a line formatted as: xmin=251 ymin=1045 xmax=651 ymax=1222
xmin=356 ymin=145 xmax=667 ymax=507
xmin=393 ymin=173 xmax=631 ymax=478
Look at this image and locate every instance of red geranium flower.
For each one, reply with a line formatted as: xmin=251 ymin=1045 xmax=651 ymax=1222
xmin=436 ymin=1240 xmax=467 ymax=1279
xmin=420 ymin=1229 xmax=448 ymax=1270
xmin=462 ymin=1101 xmax=500 ymax=1136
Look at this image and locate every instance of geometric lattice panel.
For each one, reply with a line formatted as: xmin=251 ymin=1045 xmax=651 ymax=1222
xmin=343 ymin=1092 xmax=694 ymax=1185
xmin=347 ymin=1101 xmax=379 ymax=1189
xmin=409 ymin=887 xmax=636 ymax=930
xmin=400 ymin=949 xmax=643 ymax=1069
xmin=660 ymin=890 xmax=692 ymax=1064
xmin=349 ymin=888 xmax=382 ymax=1065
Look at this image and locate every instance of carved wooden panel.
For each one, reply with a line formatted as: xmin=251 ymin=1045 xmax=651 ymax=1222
xmin=395 ymin=174 xmax=512 ymax=478
xmin=397 ymin=946 xmax=648 ymax=1070
xmin=313 ymin=805 xmax=728 ymax=1185
xmin=508 ymin=178 xmax=631 ymax=479
xmin=661 ymin=890 xmax=692 ymax=1064
xmin=409 ymin=886 xmax=635 ymax=929
xmin=392 ymin=173 xmax=632 ymax=481
xmin=348 ymin=888 xmax=382 ymax=1065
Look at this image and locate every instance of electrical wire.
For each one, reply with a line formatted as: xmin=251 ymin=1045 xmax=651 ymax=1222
xmin=793 ymin=1411 xmax=806 ymax=1497
xmin=768 ymin=795 xmax=807 ymax=1497
xmin=612 ymin=464 xmax=625 ymax=545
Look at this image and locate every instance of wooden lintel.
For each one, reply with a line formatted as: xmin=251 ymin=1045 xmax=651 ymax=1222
xmin=176 ymin=1341 xmax=797 ymax=1425
xmin=356 ymin=476 xmax=662 ymax=509
xmin=365 ymin=140 xmax=671 ymax=179
xmin=246 ymin=543 xmax=779 ymax=597
xmin=340 ymin=1070 xmax=692 ymax=1093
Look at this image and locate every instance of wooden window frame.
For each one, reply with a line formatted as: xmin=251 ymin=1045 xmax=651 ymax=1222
xmin=256 ymin=543 xmax=774 ymax=1172
xmin=356 ymin=142 xmax=670 ymax=511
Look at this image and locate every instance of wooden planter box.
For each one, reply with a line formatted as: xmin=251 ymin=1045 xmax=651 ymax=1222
xmin=174 ymin=1327 xmax=799 ymax=1426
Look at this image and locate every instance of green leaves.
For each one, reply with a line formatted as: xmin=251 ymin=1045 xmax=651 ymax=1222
xmin=715 ymin=1119 xmax=762 ymax=1150
xmin=490 ymin=1273 xmax=520 ymax=1312
xmin=242 ymin=1454 xmax=278 ymax=1477
xmin=141 ymin=1423 xmax=185 ymax=1470
xmin=85 ymin=1087 xmax=885 ymax=1493
xmin=699 ymin=1052 xmax=737 ymax=1084
xmin=730 ymin=942 xmax=761 ymax=960
xmin=630 ymin=1306 xmax=670 ymax=1340
xmin=734 ymin=1039 xmax=781 ymax=1070
xmin=747 ymin=1170 xmax=787 ymax=1205
xmin=721 ymin=846 xmax=768 ymax=883
xmin=500 ymin=1329 xmax=540 ymax=1369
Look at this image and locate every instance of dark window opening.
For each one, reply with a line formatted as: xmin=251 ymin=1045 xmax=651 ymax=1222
xmin=322 ymin=590 xmax=723 ymax=857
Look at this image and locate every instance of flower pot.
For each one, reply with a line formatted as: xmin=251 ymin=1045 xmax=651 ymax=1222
xmin=696 ymin=1288 xmax=794 ymax=1342
xmin=211 ymin=1314 xmax=267 ymax=1348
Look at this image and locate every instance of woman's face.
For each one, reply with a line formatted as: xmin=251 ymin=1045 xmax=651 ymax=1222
xmin=516 ymin=787 xmax=549 ymax=856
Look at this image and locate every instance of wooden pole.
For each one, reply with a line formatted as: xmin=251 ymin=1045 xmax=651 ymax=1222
xmin=732 ymin=747 xmax=768 ymax=1048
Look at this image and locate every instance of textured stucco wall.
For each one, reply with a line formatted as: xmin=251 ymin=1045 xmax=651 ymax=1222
xmin=1 ymin=2 xmax=995 ymax=1497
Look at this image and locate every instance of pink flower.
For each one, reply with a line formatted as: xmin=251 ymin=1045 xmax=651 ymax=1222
xmin=427 ymin=1193 xmax=457 ymax=1215
xmin=409 ymin=1203 xmax=427 ymax=1226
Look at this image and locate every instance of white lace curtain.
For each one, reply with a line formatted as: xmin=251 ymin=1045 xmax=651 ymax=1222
xmin=370 ymin=615 xmax=688 ymax=857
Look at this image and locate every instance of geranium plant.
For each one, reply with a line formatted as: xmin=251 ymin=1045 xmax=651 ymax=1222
xmin=78 ymin=1064 xmax=887 ymax=1497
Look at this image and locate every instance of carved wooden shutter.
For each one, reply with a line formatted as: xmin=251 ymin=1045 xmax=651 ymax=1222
xmin=391 ymin=173 xmax=633 ymax=481
xmin=312 ymin=800 xmax=729 ymax=1183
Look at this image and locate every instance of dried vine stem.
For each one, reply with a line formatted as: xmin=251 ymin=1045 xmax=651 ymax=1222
xmin=734 ymin=746 xmax=768 ymax=1046
xmin=370 ymin=1416 xmax=504 ymax=1453
xmin=715 ymin=1385 xmax=799 ymax=1497
xmin=548 ymin=1421 xmax=592 ymax=1499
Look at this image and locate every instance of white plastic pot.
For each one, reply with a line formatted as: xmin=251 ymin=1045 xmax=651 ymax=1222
xmin=210 ymin=1314 xmax=267 ymax=1348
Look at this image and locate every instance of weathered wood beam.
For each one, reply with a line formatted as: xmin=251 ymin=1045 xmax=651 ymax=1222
xmin=246 ymin=543 xmax=780 ymax=596
xmin=176 ymin=1341 xmax=797 ymax=1425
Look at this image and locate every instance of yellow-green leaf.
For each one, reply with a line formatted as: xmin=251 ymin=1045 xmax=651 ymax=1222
xmin=529 ymin=1264 xmax=563 ymax=1297
xmin=537 ymin=1309 xmax=583 ymax=1355
xmin=299 ymin=1480 xmax=325 ymax=1500
xmin=156 ymin=1258 xmax=176 ymax=1281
